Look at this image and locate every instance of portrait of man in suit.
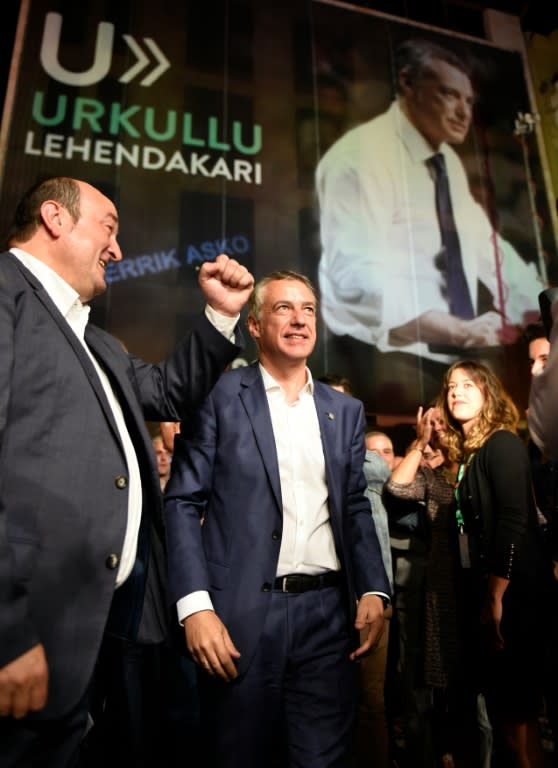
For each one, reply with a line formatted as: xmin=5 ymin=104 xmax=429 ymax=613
xmin=315 ymin=37 xmax=546 ymax=412
xmin=164 ymin=269 xmax=391 ymax=768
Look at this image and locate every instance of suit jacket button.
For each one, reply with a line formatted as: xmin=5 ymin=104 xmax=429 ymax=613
xmin=261 ymin=583 xmax=272 ymax=592
xmin=271 ymin=530 xmax=280 ymax=541
xmin=115 ymin=475 xmax=128 ymax=489
xmin=106 ymin=553 xmax=119 ymax=569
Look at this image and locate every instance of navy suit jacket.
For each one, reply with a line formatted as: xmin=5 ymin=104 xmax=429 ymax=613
xmin=0 ymin=251 xmax=242 ymax=718
xmin=164 ymin=362 xmax=391 ymax=675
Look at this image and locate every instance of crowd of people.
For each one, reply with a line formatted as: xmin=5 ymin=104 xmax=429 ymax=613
xmin=1 ymin=174 xmax=558 ymax=768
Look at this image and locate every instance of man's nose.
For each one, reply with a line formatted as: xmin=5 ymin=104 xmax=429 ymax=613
xmin=109 ymin=237 xmax=123 ymax=262
xmin=456 ymin=98 xmax=472 ymax=120
xmin=291 ymin=309 xmax=306 ymax=324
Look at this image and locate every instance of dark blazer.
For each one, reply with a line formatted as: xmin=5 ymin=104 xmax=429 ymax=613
xmin=459 ymin=430 xmax=545 ymax=584
xmin=164 ymin=362 xmax=391 ymax=675
xmin=0 ymin=251 xmax=241 ymax=718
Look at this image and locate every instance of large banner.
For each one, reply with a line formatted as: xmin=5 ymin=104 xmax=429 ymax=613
xmin=1 ymin=0 xmax=555 ymax=418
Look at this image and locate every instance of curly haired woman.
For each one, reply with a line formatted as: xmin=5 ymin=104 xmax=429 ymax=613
xmin=439 ymin=360 xmax=552 ymax=768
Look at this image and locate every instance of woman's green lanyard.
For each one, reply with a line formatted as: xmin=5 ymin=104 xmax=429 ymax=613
xmin=454 ymin=454 xmax=474 ymax=568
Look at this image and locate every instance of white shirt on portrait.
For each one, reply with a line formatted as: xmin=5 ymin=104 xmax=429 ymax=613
xmin=316 ymin=100 xmax=544 ymax=362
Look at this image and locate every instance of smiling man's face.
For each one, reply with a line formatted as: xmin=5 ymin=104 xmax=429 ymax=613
xmin=402 ymin=57 xmax=474 ymax=150
xmin=247 ymin=278 xmax=317 ymax=367
xmin=58 ymin=181 xmax=122 ymax=302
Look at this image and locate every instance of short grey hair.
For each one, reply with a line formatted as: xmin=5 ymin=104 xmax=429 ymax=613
xmin=247 ymin=270 xmax=317 ymax=321
xmin=395 ymin=38 xmax=473 ymax=95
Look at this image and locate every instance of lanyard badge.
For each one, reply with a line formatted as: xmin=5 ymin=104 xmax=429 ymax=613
xmin=454 ymin=456 xmax=473 ymax=569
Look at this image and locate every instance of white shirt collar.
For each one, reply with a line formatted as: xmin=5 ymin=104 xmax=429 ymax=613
xmin=258 ymin=362 xmax=314 ymax=397
xmin=392 ymin=99 xmax=449 ymax=165
xmin=10 ymin=247 xmax=90 ymax=338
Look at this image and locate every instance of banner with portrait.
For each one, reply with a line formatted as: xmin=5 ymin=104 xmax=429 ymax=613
xmin=0 ymin=0 xmax=555 ymax=420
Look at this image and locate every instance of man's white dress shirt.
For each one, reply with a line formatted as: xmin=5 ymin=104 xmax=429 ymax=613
xmin=316 ymin=100 xmax=544 ymax=362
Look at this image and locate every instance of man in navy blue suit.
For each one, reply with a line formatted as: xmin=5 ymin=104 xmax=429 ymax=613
xmin=164 ymin=269 xmax=391 ymax=768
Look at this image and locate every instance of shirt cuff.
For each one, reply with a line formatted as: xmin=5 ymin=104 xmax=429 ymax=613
xmin=176 ymin=590 xmax=214 ymax=624
xmin=204 ymin=304 xmax=239 ymax=342
xmin=362 ymin=591 xmax=391 ymax=607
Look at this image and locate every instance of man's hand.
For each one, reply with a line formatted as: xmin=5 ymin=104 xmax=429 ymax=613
xmin=0 ymin=644 xmax=48 ymax=718
xmin=463 ymin=311 xmax=518 ymax=348
xmin=350 ymin=594 xmax=385 ymax=661
xmin=184 ymin=610 xmax=241 ymax=682
xmin=198 ymin=253 xmax=254 ymax=318
xmin=389 ymin=309 xmax=517 ymax=349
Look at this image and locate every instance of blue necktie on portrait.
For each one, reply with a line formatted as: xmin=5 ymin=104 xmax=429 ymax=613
xmin=428 ymin=152 xmax=475 ymax=320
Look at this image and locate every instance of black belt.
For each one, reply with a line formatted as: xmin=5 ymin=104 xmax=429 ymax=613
xmin=273 ymin=571 xmax=342 ymax=593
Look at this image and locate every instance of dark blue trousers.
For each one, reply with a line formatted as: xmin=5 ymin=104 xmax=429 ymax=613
xmin=200 ymin=585 xmax=358 ymax=768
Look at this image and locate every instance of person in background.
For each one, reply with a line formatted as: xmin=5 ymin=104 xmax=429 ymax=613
xmin=366 ymin=430 xmax=401 ymax=470
xmin=524 ymin=321 xmax=557 ymax=553
xmin=159 ymin=420 xmax=181 ymax=456
xmin=164 ymin=270 xmax=391 ymax=768
xmin=381 ymin=426 xmax=431 ymax=767
xmin=317 ymin=372 xmax=354 ymax=395
xmin=0 ymin=175 xmax=253 ymax=768
xmin=152 ymin=433 xmax=172 ymax=491
xmin=386 ymin=406 xmax=492 ymax=768
xmin=523 ymin=321 xmax=558 ymax=764
xmin=525 ymin=320 xmax=550 ymax=377
xmin=365 ymin=433 xmax=397 ymax=579
xmin=441 ymin=360 xmax=552 ymax=767
xmin=529 ymin=294 xmax=558 ymax=462
xmin=524 ymin=320 xmax=555 ymax=529
xmin=353 ymin=434 xmax=395 ymax=768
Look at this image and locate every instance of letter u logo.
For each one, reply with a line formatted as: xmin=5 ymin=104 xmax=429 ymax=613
xmin=40 ymin=12 xmax=114 ymax=86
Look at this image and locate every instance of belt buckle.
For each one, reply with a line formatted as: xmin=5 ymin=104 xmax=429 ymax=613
xmin=282 ymin=576 xmax=289 ymax=593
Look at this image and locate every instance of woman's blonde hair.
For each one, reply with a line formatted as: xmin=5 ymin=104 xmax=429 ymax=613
xmin=438 ymin=359 xmax=519 ymax=462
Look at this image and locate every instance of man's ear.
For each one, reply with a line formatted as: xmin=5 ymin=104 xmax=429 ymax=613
xmin=399 ymin=67 xmax=413 ymax=94
xmin=40 ymin=200 xmax=64 ymax=236
xmin=247 ymin=314 xmax=260 ymax=340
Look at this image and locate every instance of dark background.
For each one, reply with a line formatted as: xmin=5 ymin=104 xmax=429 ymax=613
xmin=1 ymin=1 xmax=557 ymax=112
xmin=0 ymin=0 xmax=556 ymax=435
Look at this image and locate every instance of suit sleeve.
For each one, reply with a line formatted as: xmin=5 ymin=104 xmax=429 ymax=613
xmin=0 ymin=274 xmax=39 ymax=666
xmin=126 ymin=312 xmax=243 ymax=423
xmin=529 ymin=297 xmax=558 ymax=460
xmin=163 ymin=394 xmax=217 ymax=605
xmin=346 ymin=402 xmax=391 ymax=600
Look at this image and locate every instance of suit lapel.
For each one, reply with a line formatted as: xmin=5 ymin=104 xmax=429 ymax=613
xmin=37 ymin=293 xmax=123 ymax=436
xmin=314 ymin=383 xmax=343 ymax=523
xmin=239 ymin=364 xmax=282 ymax=512
xmin=86 ymin=327 xmax=157 ymax=469
xmin=10 ymin=254 xmax=124 ymax=451
xmin=85 ymin=328 xmax=144 ymax=424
